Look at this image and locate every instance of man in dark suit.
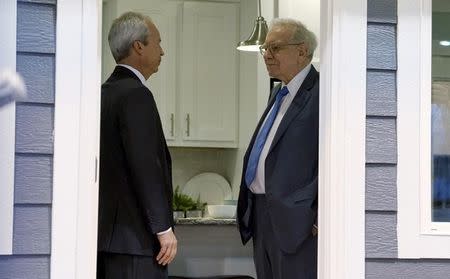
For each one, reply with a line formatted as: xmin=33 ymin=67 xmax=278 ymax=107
xmin=237 ymin=18 xmax=319 ymax=279
xmin=97 ymin=12 xmax=177 ymax=279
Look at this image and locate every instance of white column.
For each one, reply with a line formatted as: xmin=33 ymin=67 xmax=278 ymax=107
xmin=0 ymin=0 xmax=17 ymax=255
xmin=51 ymin=0 xmax=101 ymax=278
xmin=318 ymin=0 xmax=367 ymax=278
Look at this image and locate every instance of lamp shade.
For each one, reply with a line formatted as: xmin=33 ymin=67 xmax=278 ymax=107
xmin=237 ymin=16 xmax=268 ymax=52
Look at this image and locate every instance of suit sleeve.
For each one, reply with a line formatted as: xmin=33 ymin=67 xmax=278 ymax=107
xmin=119 ymin=89 xmax=171 ymax=234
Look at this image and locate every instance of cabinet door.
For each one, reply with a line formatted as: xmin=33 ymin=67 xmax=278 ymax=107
xmin=140 ymin=4 xmax=178 ymax=142
xmin=180 ymin=2 xmax=238 ymax=147
xmin=114 ymin=0 xmax=178 ymax=142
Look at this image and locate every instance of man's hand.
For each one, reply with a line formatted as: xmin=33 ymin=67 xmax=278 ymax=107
xmin=156 ymin=230 xmax=177 ymax=266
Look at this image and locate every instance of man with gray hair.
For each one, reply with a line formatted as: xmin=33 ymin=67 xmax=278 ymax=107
xmin=97 ymin=11 xmax=177 ymax=279
xmin=237 ymin=18 xmax=319 ymax=278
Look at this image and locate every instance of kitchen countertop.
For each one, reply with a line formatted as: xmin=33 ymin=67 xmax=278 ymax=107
xmin=175 ymin=217 xmax=237 ymax=225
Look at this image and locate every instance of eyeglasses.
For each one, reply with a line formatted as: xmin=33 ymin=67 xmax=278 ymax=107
xmin=259 ymin=42 xmax=302 ymax=56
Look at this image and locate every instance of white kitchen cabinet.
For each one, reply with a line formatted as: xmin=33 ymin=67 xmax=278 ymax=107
xmin=102 ymin=0 xmax=239 ymax=147
xmin=178 ymin=2 xmax=239 ymax=148
xmin=102 ymin=0 xmax=178 ymax=141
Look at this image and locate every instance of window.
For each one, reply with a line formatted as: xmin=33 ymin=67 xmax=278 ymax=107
xmin=398 ymin=0 xmax=450 ymax=258
xmin=431 ymin=10 xmax=450 ymax=222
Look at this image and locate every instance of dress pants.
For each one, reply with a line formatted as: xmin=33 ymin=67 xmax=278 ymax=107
xmin=252 ymin=194 xmax=317 ymax=279
xmin=97 ymin=252 xmax=167 ymax=279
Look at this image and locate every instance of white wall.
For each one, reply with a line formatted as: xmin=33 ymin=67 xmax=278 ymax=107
xmin=278 ymin=0 xmax=320 ymax=66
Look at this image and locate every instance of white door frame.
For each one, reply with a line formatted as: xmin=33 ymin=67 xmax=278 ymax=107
xmin=0 ymin=0 xmax=17 ymax=255
xmin=50 ymin=0 xmax=367 ymax=278
xmin=318 ymin=0 xmax=366 ymax=278
xmin=51 ymin=0 xmax=102 ymax=278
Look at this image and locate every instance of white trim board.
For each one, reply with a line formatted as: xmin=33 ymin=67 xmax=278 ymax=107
xmin=51 ymin=0 xmax=101 ymax=278
xmin=397 ymin=0 xmax=450 ymax=259
xmin=0 ymin=0 xmax=17 ymax=255
xmin=318 ymin=0 xmax=366 ymax=278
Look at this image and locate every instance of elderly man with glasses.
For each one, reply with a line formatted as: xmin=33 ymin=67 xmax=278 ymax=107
xmin=237 ymin=18 xmax=319 ymax=279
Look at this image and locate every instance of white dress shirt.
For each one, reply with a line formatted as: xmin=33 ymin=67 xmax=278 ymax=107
xmin=117 ymin=64 xmax=146 ymax=84
xmin=117 ymin=64 xmax=172 ymax=235
xmin=249 ymin=64 xmax=312 ymax=194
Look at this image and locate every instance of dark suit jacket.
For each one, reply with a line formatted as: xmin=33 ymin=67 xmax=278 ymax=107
xmin=237 ymin=66 xmax=319 ymax=254
xmin=98 ymin=66 xmax=174 ymax=256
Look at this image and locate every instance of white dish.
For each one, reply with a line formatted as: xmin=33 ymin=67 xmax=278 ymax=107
xmin=182 ymin=172 xmax=232 ymax=205
xmin=206 ymin=205 xmax=236 ymax=219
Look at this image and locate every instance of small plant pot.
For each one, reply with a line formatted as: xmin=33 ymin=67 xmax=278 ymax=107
xmin=185 ymin=210 xmax=203 ymax=218
xmin=173 ymin=210 xmax=185 ymax=219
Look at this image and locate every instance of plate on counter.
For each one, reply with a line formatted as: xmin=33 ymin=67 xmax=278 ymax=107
xmin=182 ymin=172 xmax=232 ymax=205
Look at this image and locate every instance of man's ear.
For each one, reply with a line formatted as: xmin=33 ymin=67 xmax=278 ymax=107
xmin=298 ymin=43 xmax=308 ymax=58
xmin=132 ymin=40 xmax=143 ymax=55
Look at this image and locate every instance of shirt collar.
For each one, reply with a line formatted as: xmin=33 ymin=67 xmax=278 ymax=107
xmin=283 ymin=63 xmax=311 ymax=97
xmin=117 ymin=64 xmax=146 ymax=84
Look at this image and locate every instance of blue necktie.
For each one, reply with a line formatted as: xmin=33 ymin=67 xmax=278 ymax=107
xmin=245 ymin=86 xmax=289 ymax=187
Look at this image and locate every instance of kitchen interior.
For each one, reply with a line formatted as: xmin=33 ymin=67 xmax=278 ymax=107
xmin=101 ymin=0 xmax=319 ymax=277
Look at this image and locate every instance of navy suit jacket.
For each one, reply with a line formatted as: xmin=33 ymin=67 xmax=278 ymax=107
xmin=237 ymin=66 xmax=319 ymax=254
xmin=98 ymin=66 xmax=174 ymax=256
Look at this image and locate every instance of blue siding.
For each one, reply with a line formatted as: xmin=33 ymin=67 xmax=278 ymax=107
xmin=367 ymin=260 xmax=450 ymax=279
xmin=0 ymin=1 xmax=56 ymax=278
xmin=0 ymin=256 xmax=49 ymax=279
xmin=15 ymin=104 xmax=54 ymax=154
xmin=366 ymin=118 xmax=397 ymax=164
xmin=365 ymin=0 xmax=450 ymax=277
xmin=367 ymin=70 xmax=396 ymax=117
xmin=368 ymin=0 xmax=397 ymax=23
xmin=17 ymin=2 xmax=56 ymax=54
xmin=13 ymin=206 xmax=51 ymax=255
xmin=365 ymin=212 xmax=397 ymax=258
xmin=14 ymin=154 xmax=53 ymax=204
xmin=17 ymin=53 xmax=55 ymax=104
xmin=367 ymin=24 xmax=397 ymax=70
xmin=366 ymin=0 xmax=399 ymax=264
xmin=366 ymin=165 xmax=396 ymax=211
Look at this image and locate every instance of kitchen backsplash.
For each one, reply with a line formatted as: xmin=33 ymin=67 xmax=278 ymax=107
xmin=169 ymin=147 xmax=241 ymax=199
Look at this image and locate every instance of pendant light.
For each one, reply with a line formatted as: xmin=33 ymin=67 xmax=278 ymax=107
xmin=236 ymin=0 xmax=268 ymax=52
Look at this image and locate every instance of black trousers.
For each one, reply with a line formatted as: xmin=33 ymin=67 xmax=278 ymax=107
xmin=97 ymin=252 xmax=167 ymax=279
xmin=252 ymin=194 xmax=317 ymax=279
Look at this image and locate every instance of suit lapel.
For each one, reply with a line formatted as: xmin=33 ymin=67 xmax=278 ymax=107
xmin=268 ymin=66 xmax=318 ymax=154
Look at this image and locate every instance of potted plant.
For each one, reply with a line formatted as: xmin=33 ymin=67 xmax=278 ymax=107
xmin=172 ymin=186 xmax=187 ymax=219
xmin=186 ymin=194 xmax=207 ymax=218
xmin=172 ymin=186 xmax=207 ymax=218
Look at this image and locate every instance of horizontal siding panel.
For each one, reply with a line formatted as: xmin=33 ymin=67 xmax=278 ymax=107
xmin=368 ymin=0 xmax=397 ymax=23
xmin=15 ymin=154 xmax=52 ymax=204
xmin=367 ymin=24 xmax=397 ymax=70
xmin=366 ymin=118 xmax=397 ymax=164
xmin=15 ymin=104 xmax=54 ymax=154
xmin=366 ymin=165 xmax=397 ymax=211
xmin=0 ymin=256 xmax=49 ymax=279
xmin=13 ymin=206 xmax=51 ymax=254
xmin=366 ymin=212 xmax=397 ymax=258
xmin=16 ymin=53 xmax=55 ymax=104
xmin=19 ymin=0 xmax=56 ymax=4
xmin=367 ymin=70 xmax=396 ymax=116
xmin=367 ymin=260 xmax=450 ymax=279
xmin=17 ymin=2 xmax=56 ymax=53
